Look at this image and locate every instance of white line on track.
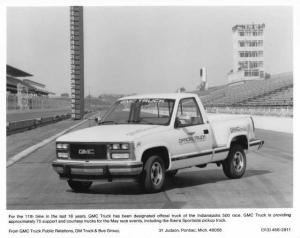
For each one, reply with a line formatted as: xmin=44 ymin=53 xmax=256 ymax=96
xmin=7 ymin=119 xmax=87 ymax=168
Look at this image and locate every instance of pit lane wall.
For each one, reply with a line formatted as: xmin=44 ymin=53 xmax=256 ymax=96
xmin=6 ymin=114 xmax=72 ymax=135
xmin=207 ymin=113 xmax=293 ymax=134
xmin=205 ymin=106 xmax=293 ymax=117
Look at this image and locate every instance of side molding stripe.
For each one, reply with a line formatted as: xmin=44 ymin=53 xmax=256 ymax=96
xmin=171 ymin=148 xmax=229 ymax=162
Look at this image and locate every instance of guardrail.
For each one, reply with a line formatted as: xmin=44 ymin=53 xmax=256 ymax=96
xmin=7 ymin=113 xmax=72 ymax=135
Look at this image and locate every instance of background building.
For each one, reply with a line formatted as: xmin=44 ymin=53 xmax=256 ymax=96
xmin=7 ymin=65 xmax=50 ymax=110
xmin=6 ymin=65 xmax=70 ymax=111
xmin=228 ymin=23 xmax=265 ymax=83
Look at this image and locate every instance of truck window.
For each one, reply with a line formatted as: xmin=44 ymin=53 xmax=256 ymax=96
xmin=102 ymin=98 xmax=175 ymax=125
xmin=176 ymin=98 xmax=204 ymax=126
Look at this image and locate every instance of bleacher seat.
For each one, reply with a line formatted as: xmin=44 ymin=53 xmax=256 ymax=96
xmin=197 ymin=72 xmax=293 ymax=107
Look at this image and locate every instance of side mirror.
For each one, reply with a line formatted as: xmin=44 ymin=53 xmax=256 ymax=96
xmin=175 ymin=115 xmax=192 ymax=128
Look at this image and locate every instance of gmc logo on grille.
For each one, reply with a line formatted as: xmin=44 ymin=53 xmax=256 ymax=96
xmin=78 ymin=149 xmax=95 ymax=155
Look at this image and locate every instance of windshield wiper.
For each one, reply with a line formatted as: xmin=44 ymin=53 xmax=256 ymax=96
xmin=128 ymin=120 xmax=155 ymax=125
xmin=98 ymin=121 xmax=118 ymax=125
xmin=140 ymin=122 xmax=155 ymax=125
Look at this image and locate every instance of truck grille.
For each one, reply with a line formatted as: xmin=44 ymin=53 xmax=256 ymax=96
xmin=69 ymin=144 xmax=107 ymax=160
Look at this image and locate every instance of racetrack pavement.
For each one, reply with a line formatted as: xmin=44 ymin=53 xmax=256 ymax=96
xmin=7 ymin=119 xmax=84 ymax=159
xmin=6 ymin=128 xmax=292 ymax=209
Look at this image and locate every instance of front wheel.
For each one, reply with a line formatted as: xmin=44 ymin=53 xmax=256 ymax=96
xmin=143 ymin=155 xmax=166 ymax=193
xmin=67 ymin=180 xmax=92 ymax=192
xmin=222 ymin=144 xmax=246 ymax=179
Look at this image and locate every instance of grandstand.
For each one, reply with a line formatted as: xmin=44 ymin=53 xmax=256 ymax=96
xmin=242 ymin=85 xmax=292 ymax=107
xmin=197 ymin=72 xmax=293 ymax=116
xmin=6 ymin=65 xmax=70 ymax=111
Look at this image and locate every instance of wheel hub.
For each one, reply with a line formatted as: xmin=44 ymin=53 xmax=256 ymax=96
xmin=233 ymin=151 xmax=244 ymax=172
xmin=150 ymin=162 xmax=163 ymax=185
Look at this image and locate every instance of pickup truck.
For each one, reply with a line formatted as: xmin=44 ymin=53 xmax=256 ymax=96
xmin=52 ymin=93 xmax=264 ymax=193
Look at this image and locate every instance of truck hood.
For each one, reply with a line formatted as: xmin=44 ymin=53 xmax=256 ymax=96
xmin=57 ymin=124 xmax=164 ymax=143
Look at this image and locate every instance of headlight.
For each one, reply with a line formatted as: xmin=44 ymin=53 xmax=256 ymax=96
xmin=111 ymin=143 xmax=129 ymax=150
xmin=108 ymin=143 xmax=132 ymax=160
xmin=121 ymin=143 xmax=129 ymax=150
xmin=111 ymin=153 xmax=130 ymax=159
xmin=112 ymin=144 xmax=120 ymax=150
xmin=57 ymin=143 xmax=68 ymax=149
xmin=57 ymin=152 xmax=69 ymax=159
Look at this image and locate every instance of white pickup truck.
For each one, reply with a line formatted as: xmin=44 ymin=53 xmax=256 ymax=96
xmin=52 ymin=93 xmax=264 ymax=193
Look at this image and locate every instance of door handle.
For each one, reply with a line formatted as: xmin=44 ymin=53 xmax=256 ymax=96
xmin=187 ymin=131 xmax=195 ymax=135
xmin=203 ymin=129 xmax=209 ymax=134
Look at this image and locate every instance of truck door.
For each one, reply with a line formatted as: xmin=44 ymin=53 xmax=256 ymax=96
xmin=170 ymin=97 xmax=213 ymax=170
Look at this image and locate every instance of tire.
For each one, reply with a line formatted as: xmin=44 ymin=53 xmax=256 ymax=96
xmin=142 ymin=155 xmax=166 ymax=193
xmin=222 ymin=144 xmax=246 ymax=179
xmin=166 ymin=170 xmax=178 ymax=177
xmin=67 ymin=180 xmax=92 ymax=192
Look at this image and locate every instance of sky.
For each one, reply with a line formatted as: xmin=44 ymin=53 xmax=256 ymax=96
xmin=7 ymin=6 xmax=293 ymax=96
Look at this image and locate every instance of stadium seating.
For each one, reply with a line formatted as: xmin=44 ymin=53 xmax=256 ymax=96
xmin=243 ymin=86 xmax=293 ymax=106
xmin=198 ymin=72 xmax=293 ymax=107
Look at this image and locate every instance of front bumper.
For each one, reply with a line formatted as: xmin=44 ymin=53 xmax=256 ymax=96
xmin=52 ymin=159 xmax=143 ymax=181
xmin=249 ymin=139 xmax=264 ymax=151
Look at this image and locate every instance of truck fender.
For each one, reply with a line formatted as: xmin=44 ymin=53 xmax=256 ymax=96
xmin=226 ymin=133 xmax=249 ymax=151
xmin=137 ymin=143 xmax=172 ymax=170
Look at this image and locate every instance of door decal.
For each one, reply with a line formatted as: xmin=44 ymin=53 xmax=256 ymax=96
xmin=178 ymin=134 xmax=207 ymax=145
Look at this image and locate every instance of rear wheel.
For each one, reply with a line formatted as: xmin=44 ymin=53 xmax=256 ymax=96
xmin=222 ymin=144 xmax=246 ymax=179
xmin=67 ymin=180 xmax=92 ymax=192
xmin=143 ymin=155 xmax=166 ymax=193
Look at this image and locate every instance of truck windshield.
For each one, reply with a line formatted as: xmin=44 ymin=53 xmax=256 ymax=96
xmin=101 ymin=98 xmax=175 ymax=125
